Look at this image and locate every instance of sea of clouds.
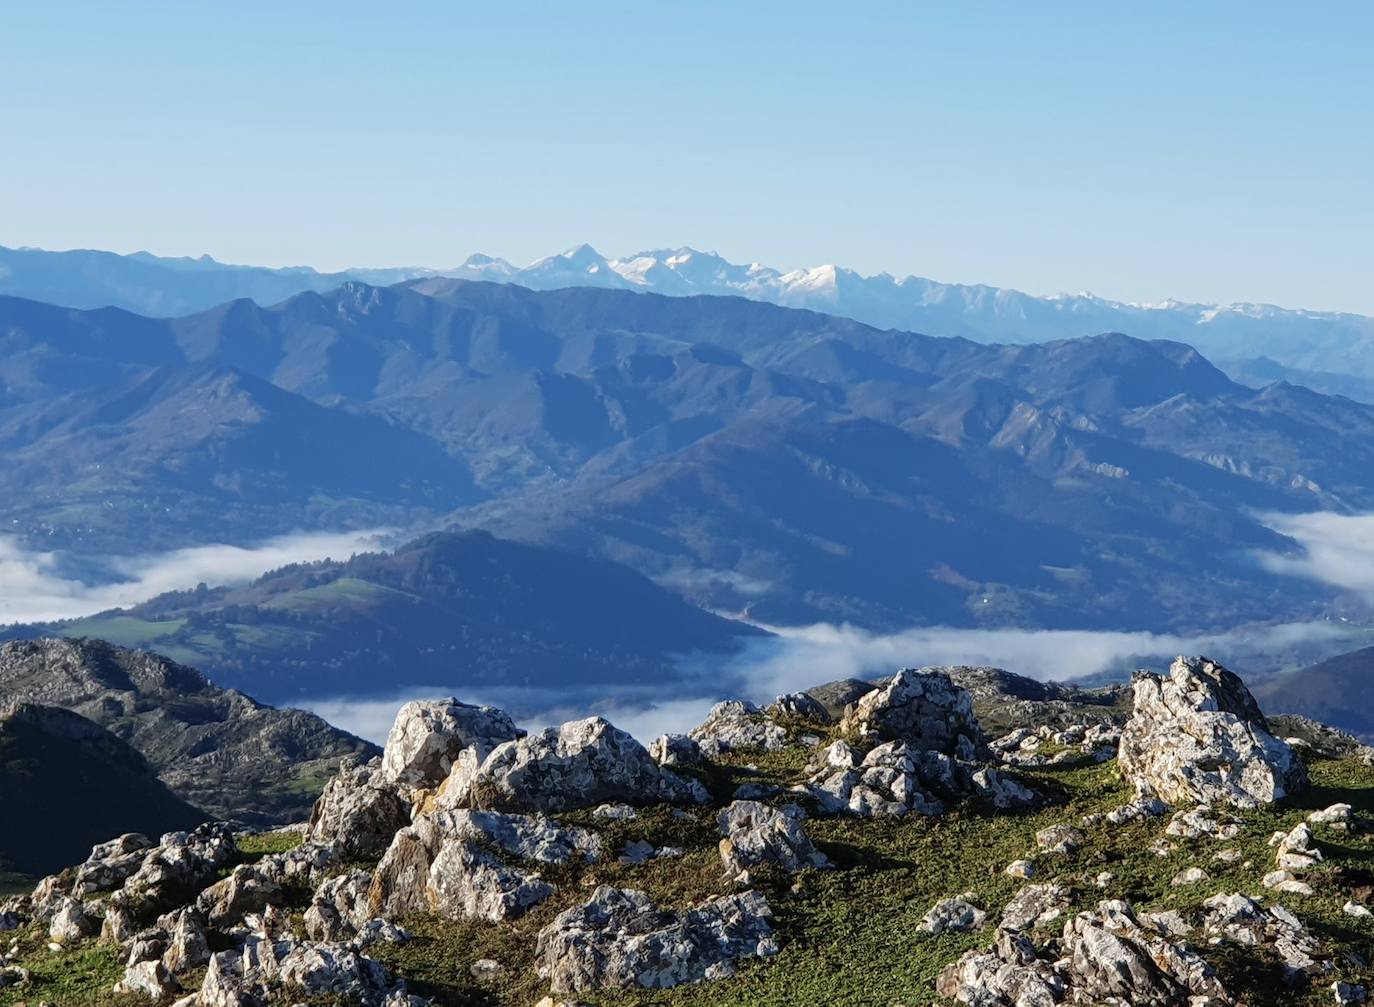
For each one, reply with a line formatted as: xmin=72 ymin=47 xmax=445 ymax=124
xmin=4 ymin=511 xmax=1374 ymax=745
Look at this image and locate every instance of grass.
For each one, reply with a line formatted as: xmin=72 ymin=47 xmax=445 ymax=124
xmin=60 ymin=615 xmax=187 ymax=647
xmin=0 ymin=925 xmax=139 ymax=1007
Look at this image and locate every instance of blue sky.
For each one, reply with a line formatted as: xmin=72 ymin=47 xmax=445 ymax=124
xmin=3 ymin=2 xmax=1371 ymax=312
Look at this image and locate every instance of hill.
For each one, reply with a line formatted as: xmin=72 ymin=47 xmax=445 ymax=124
xmin=0 ymin=703 xmax=205 ymax=886
xmin=0 ymin=638 xmax=376 ymax=823
xmin=1254 ymin=645 xmax=1374 ymax=740
xmin=2 ymin=530 xmax=768 ymax=703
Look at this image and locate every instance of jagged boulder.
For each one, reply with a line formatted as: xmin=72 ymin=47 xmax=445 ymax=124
xmin=690 ymin=701 xmax=787 ymax=756
xmin=1118 ymin=656 xmax=1306 ymax=809
xmin=255 ymin=839 xmax=339 ymax=886
xmin=797 ymin=739 xmax=1033 ymax=818
xmin=197 ymin=863 xmax=285 ymax=929
xmin=920 ymin=895 xmax=987 ymax=935
xmin=717 ymin=801 xmax=829 ymax=880
xmin=769 ymin=692 xmax=832 ymax=723
xmin=307 ymin=758 xmax=410 ymax=858
xmin=370 ymin=809 xmax=600 ymax=923
xmin=111 ymin=822 xmax=237 ymax=917
xmin=434 ymin=716 xmax=706 ymax=813
xmin=534 ymin=885 xmax=778 ymax=993
xmin=113 ymin=959 xmax=180 ymax=1000
xmin=305 ymin=872 xmax=375 ymax=942
xmin=941 ymin=899 xmax=1232 ymax=1005
xmin=380 ymin=699 xmax=523 ymax=794
xmin=1202 ymin=893 xmax=1328 ymax=985
xmin=1001 ymin=883 xmax=1074 ymax=931
xmin=648 ymin=733 xmax=705 ymax=769
xmin=72 ymin=833 xmax=155 ymax=898
xmin=839 ymin=668 xmax=983 ymax=757
xmin=198 ymin=933 xmax=411 ymax=1007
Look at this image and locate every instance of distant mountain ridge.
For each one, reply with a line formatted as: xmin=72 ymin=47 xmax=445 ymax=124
xmin=4 ymin=241 xmax=1374 ymax=396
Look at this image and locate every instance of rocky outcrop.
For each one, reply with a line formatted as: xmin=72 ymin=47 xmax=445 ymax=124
xmin=649 ymin=733 xmax=705 ymax=769
xmin=717 ymin=801 xmax=829 ymax=880
xmin=769 ymin=692 xmax=833 ymax=723
xmin=370 ymin=809 xmax=600 ymax=923
xmin=1118 ymin=656 xmax=1307 ymax=809
xmin=1202 ymin=892 xmax=1328 ymax=986
xmin=838 ymin=668 xmax=983 ymax=757
xmin=307 ymin=757 xmax=410 ymax=858
xmin=434 ymin=716 xmax=706 ymax=813
xmin=920 ymin=895 xmax=987 ymax=935
xmin=940 ymin=899 xmax=1231 ymax=1005
xmin=690 ymin=701 xmax=787 ymax=756
xmin=111 ymin=823 xmax=238 ymax=917
xmin=197 ymin=864 xmax=285 ymax=929
xmin=797 ymin=739 xmax=1034 ymax=818
xmin=198 ymin=932 xmax=416 ymax=1007
xmin=305 ymin=872 xmax=374 ymax=942
xmin=534 ymin=885 xmax=778 ymax=993
xmin=379 ymin=698 xmax=522 ymax=795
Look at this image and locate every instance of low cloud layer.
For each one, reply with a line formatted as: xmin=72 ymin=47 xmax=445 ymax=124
xmin=0 ymin=530 xmax=391 ymax=625
xmin=1254 ymin=511 xmax=1374 ymax=595
xmin=305 ymin=618 xmax=1362 ymax=747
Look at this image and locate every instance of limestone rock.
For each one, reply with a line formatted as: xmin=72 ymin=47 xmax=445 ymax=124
xmin=689 ymin=701 xmax=786 ymax=756
xmin=72 ymin=833 xmax=155 ymax=899
xmin=768 ymin=692 xmax=832 ymax=723
xmin=160 ymin=908 xmax=210 ymax=974
xmin=920 ymin=895 xmax=986 ymax=934
xmin=1035 ymin=824 xmax=1085 ymax=855
xmin=114 ymin=823 xmax=237 ymax=915
xmin=370 ymin=809 xmax=598 ymax=923
xmin=197 ymin=864 xmax=285 ymax=929
xmin=305 ymin=872 xmax=374 ymax=943
xmin=1000 ymin=883 xmax=1074 ymax=931
xmin=47 ymin=896 xmax=96 ymax=942
xmin=198 ymin=934 xmax=405 ymax=1007
xmin=1202 ymin=892 xmax=1326 ymax=985
xmin=838 ymin=668 xmax=983 ymax=757
xmin=936 ymin=929 xmax=1067 ymax=1004
xmin=1062 ymin=899 xmax=1231 ymax=1004
xmin=380 ymin=698 xmax=522 ymax=794
xmin=534 ymin=885 xmax=778 ymax=993
xmin=648 ymin=733 xmax=704 ymax=769
xmin=114 ymin=959 xmax=181 ymax=1000
xmin=307 ymin=758 xmax=410 ymax=859
xmin=436 ymin=716 xmax=706 ymax=813
xmin=797 ymin=740 xmax=943 ymax=817
xmin=1117 ymin=656 xmax=1307 ymax=809
xmin=717 ymin=801 xmax=829 ymax=879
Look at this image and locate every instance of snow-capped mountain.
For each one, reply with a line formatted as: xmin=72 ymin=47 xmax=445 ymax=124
xmin=5 ymin=241 xmax=1374 ymax=396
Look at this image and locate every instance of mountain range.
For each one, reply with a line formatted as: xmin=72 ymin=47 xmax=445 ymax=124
xmin=5 ymin=242 xmax=1374 ymax=400
xmin=3 ymin=278 xmax=1374 ymax=646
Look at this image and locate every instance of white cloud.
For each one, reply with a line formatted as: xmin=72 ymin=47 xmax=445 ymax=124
xmin=719 ymin=620 xmax=1354 ymax=703
xmin=301 ymin=618 xmax=1359 ymax=746
xmin=1254 ymin=511 xmax=1374 ymax=595
xmin=0 ymin=530 xmax=392 ymax=625
xmin=303 ymin=687 xmax=717 ymax=748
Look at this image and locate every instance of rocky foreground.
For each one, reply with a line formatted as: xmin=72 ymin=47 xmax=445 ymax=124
xmin=2 ymin=655 xmax=1373 ymax=1006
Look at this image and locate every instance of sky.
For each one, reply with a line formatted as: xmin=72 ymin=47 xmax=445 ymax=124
xmin=2 ymin=3 xmax=1371 ymax=312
